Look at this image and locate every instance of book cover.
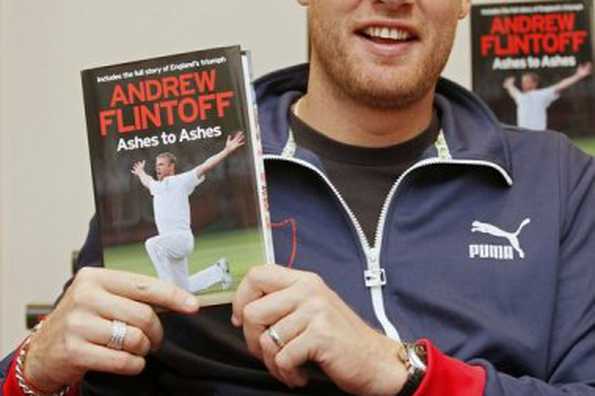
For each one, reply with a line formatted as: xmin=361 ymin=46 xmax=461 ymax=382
xmin=471 ymin=0 xmax=595 ymax=155
xmin=82 ymin=46 xmax=274 ymax=306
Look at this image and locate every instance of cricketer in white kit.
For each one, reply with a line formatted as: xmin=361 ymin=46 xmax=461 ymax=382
xmin=131 ymin=131 xmax=245 ymax=293
xmin=502 ymin=62 xmax=592 ymax=130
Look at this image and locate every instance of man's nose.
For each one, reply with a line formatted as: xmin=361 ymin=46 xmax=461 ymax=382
xmin=375 ymin=0 xmax=414 ymax=13
xmin=377 ymin=0 xmax=413 ymax=5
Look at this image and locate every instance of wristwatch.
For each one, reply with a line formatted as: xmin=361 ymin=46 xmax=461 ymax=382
xmin=396 ymin=342 xmax=427 ymax=396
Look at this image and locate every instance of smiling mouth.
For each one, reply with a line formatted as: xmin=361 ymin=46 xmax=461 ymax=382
xmin=358 ymin=26 xmax=417 ymax=45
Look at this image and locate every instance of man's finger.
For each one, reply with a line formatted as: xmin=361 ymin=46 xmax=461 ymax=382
xmin=258 ymin=311 xmax=309 ymax=386
xmin=258 ymin=331 xmax=285 ymax=383
xmin=264 ymin=311 xmax=309 ymax=354
xmin=91 ymin=290 xmax=164 ymax=348
xmin=274 ymin=333 xmax=311 ymax=388
xmin=82 ymin=315 xmax=152 ymax=357
xmin=242 ymin=297 xmax=299 ymax=360
xmin=241 ymin=286 xmax=301 ymax=328
xmin=75 ymin=343 xmax=146 ymax=376
xmin=95 ymin=269 xmax=199 ymax=313
xmin=231 ymin=265 xmax=299 ymax=325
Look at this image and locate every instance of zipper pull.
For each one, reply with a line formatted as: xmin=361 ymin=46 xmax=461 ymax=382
xmin=364 ymin=248 xmax=386 ymax=287
xmin=364 ymin=268 xmax=386 ymax=287
xmin=367 ymin=247 xmax=378 ymax=265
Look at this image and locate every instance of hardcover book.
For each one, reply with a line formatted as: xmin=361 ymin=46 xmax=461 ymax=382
xmin=82 ymin=46 xmax=274 ymax=306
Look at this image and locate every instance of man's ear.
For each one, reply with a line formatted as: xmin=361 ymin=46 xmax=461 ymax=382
xmin=459 ymin=0 xmax=471 ymax=19
xmin=297 ymin=0 xmax=309 ymax=6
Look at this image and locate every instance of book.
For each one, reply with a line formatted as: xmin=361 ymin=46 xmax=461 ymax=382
xmin=81 ymin=46 xmax=274 ymax=306
xmin=470 ymin=0 xmax=595 ymax=155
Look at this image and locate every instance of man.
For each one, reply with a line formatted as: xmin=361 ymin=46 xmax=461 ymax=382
xmin=2 ymin=0 xmax=595 ymax=395
xmin=503 ymin=62 xmax=593 ymax=130
xmin=130 ymin=131 xmax=245 ymax=294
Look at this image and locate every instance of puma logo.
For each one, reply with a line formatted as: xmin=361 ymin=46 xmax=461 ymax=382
xmin=469 ymin=218 xmax=531 ymax=260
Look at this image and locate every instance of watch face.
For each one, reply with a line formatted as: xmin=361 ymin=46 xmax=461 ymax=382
xmin=413 ymin=344 xmax=427 ymax=361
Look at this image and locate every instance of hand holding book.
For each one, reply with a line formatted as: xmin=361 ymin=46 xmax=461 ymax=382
xmin=23 ymin=268 xmax=199 ymax=393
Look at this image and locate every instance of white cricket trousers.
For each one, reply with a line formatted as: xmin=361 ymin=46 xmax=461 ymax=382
xmin=144 ymin=231 xmax=222 ymax=293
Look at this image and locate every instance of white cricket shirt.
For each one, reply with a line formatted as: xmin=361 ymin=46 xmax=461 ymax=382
xmin=149 ymin=170 xmax=205 ymax=235
xmin=513 ymin=87 xmax=559 ymax=131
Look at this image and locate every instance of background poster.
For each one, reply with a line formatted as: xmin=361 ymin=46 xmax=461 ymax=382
xmin=471 ymin=0 xmax=595 ymax=155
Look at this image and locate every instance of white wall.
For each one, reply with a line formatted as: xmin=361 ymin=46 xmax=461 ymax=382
xmin=0 ymin=0 xmax=6 ymax=356
xmin=444 ymin=9 xmax=473 ymax=88
xmin=0 ymin=0 xmax=308 ymax=355
xmin=0 ymin=0 xmax=537 ymax=356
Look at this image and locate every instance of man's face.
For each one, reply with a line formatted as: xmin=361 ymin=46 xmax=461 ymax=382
xmin=302 ymin=0 xmax=469 ymax=108
xmin=521 ymin=74 xmax=538 ymax=92
xmin=155 ymin=157 xmax=175 ymax=180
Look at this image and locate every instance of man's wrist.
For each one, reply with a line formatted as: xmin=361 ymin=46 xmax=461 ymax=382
xmin=22 ymin=325 xmax=70 ymax=395
xmin=23 ymin=354 xmax=65 ymax=394
xmin=371 ymin=337 xmax=410 ymax=395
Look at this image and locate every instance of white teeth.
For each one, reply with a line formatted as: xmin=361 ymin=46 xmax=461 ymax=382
xmin=365 ymin=26 xmax=411 ymax=41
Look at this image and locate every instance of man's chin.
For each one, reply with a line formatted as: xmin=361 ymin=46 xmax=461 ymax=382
xmin=359 ymin=91 xmax=429 ymax=109
xmin=343 ymin=76 xmax=434 ymax=109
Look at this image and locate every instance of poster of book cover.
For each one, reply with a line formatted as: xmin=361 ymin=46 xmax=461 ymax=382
xmin=82 ymin=46 xmax=274 ymax=306
xmin=471 ymin=1 xmax=595 ymax=155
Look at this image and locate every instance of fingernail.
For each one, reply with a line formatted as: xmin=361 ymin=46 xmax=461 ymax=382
xmin=185 ymin=296 xmax=199 ymax=310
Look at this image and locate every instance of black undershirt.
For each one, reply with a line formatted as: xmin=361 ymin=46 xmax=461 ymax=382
xmin=289 ymin=108 xmax=440 ymax=246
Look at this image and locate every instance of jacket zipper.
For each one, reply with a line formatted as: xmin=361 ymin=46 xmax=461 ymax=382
xmin=264 ymin=154 xmax=512 ymax=342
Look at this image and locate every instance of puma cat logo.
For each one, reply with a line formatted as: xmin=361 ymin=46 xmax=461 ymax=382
xmin=469 ymin=218 xmax=531 ymax=260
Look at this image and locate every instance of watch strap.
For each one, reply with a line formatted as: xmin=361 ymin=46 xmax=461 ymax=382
xmin=396 ymin=342 xmax=427 ymax=396
xmin=397 ymin=366 xmax=424 ymax=396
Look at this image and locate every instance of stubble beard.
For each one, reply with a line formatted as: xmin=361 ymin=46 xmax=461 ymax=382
xmin=309 ymin=14 xmax=457 ymax=110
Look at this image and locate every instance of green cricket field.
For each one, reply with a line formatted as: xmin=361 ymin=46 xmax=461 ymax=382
xmin=574 ymin=137 xmax=595 ymax=156
xmin=104 ymin=228 xmax=266 ymax=301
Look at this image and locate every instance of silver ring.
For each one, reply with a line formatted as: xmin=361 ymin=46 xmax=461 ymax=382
xmin=107 ymin=320 xmax=127 ymax=350
xmin=267 ymin=326 xmax=285 ymax=349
